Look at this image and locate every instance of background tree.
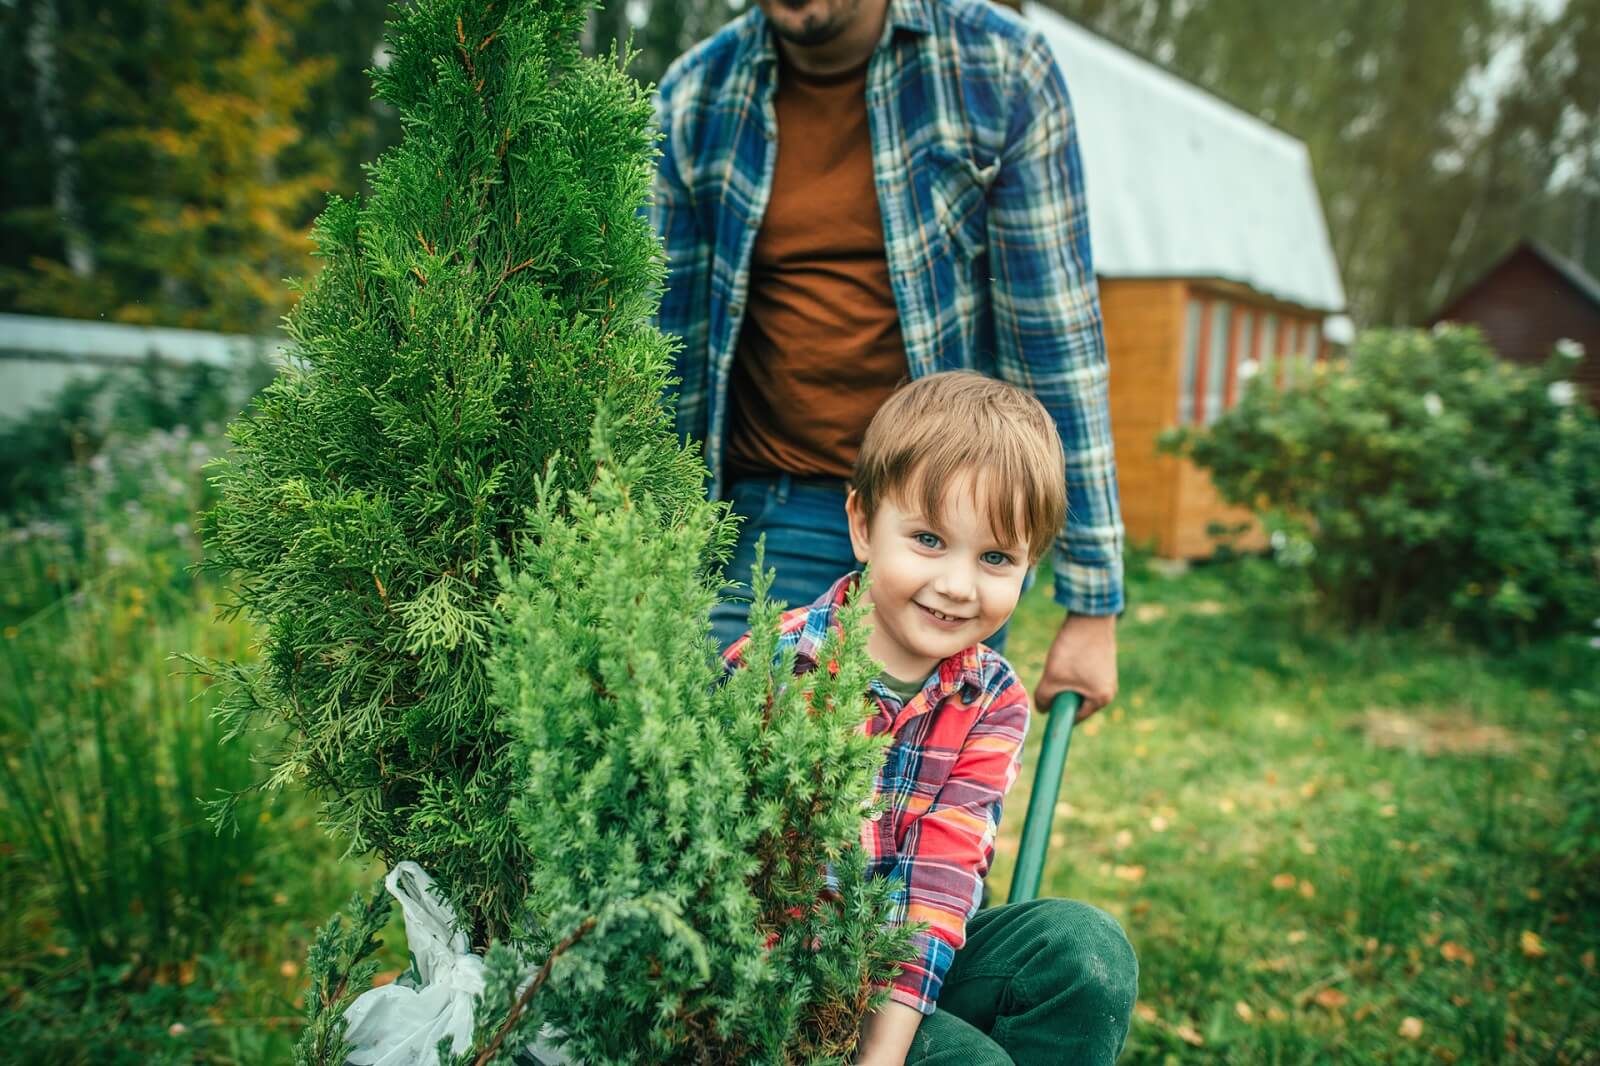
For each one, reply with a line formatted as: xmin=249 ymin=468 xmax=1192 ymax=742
xmin=1046 ymin=0 xmax=1599 ymax=325
xmin=0 ymin=0 xmax=390 ymax=333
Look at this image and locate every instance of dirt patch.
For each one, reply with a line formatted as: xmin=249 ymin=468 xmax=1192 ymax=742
xmin=1355 ymin=709 xmax=1520 ymax=757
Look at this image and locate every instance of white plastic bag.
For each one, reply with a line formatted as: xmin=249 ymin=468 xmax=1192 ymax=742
xmin=340 ymin=861 xmax=577 ymax=1066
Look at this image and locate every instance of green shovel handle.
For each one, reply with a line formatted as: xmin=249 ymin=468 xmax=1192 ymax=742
xmin=1007 ymin=691 xmax=1082 ymax=905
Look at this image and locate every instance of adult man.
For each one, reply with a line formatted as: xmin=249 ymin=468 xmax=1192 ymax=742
xmin=651 ymin=0 xmax=1124 ymax=726
xmin=651 ymin=6 xmax=1134 ymax=1061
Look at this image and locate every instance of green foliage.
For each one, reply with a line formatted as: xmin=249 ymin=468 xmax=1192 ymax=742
xmin=294 ymin=882 xmax=394 ymax=1066
xmin=0 ymin=350 xmax=277 ymax=517
xmin=195 ymin=0 xmax=706 ymax=945
xmin=491 ymin=442 xmax=913 ymax=1063
xmin=0 ymin=0 xmax=344 ymax=333
xmin=996 ymin=559 xmax=1600 ymax=1063
xmin=0 ymin=422 xmax=366 ymax=1066
xmin=1049 ymin=0 xmax=1600 ymax=323
xmin=1164 ymin=326 xmax=1600 ymax=641
xmin=0 ymin=428 xmax=268 ymax=972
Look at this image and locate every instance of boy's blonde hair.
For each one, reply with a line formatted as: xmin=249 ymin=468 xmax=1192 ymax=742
xmin=852 ymin=371 xmax=1066 ymax=565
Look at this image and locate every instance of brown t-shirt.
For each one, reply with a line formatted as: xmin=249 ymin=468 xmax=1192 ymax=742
xmin=724 ymin=53 xmax=909 ymax=481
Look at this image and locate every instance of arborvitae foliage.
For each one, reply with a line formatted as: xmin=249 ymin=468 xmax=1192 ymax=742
xmin=491 ymin=436 xmax=916 ymax=1064
xmin=196 ymin=0 xmax=706 ymax=945
xmin=199 ymin=0 xmax=913 ymax=1056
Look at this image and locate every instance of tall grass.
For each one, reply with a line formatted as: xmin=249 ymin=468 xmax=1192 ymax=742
xmin=1 ymin=426 xmax=373 ymax=1063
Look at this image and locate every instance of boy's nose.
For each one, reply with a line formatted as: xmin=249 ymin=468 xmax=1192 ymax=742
xmin=932 ymin=559 xmax=978 ymax=603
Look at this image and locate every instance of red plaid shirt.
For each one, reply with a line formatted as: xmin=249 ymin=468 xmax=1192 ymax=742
xmin=724 ymin=572 xmax=1031 ymax=1015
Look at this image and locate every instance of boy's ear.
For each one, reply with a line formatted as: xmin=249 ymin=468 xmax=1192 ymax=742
xmin=845 ymin=489 xmax=871 ymax=565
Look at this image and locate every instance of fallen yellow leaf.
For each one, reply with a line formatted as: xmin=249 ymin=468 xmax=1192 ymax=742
xmin=1175 ymin=1023 xmax=1205 ymax=1046
xmin=1134 ymin=1003 xmax=1158 ymax=1023
xmin=1271 ymin=873 xmax=1297 ymax=891
xmin=1398 ymin=1016 xmax=1424 ymax=1040
xmin=1440 ymin=941 xmax=1476 ymax=967
xmin=1287 ymin=930 xmax=1308 ymax=945
xmin=1520 ymin=930 xmax=1547 ymax=959
xmin=1581 ymin=950 xmax=1595 ymax=972
xmin=1312 ymin=988 xmax=1348 ymax=1011
xmin=1114 ymin=829 xmax=1134 ymax=848
xmin=279 ymin=959 xmax=300 ymax=978
xmin=1149 ymin=814 xmax=1169 ymax=832
xmin=1234 ymin=1001 xmax=1254 ymax=1023
xmin=1298 ymin=880 xmax=1317 ymax=899
xmin=1113 ymin=864 xmax=1147 ymax=882
xmin=1217 ymin=797 xmax=1237 ymax=814
xmin=1266 ymin=1005 xmax=1288 ymax=1022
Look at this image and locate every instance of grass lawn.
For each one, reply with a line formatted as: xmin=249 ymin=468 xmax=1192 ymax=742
xmin=4 ymin=512 xmax=1596 ymax=1063
xmin=991 ymin=555 xmax=1599 ymax=1064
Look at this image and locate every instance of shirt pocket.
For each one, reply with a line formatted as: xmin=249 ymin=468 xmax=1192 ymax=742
xmin=926 ymin=146 xmax=998 ymax=262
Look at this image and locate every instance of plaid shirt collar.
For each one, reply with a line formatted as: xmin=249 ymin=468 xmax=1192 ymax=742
xmin=802 ymin=571 xmax=987 ymax=711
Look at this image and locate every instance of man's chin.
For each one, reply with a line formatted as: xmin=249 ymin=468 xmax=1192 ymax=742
xmin=763 ymin=0 xmax=853 ymax=47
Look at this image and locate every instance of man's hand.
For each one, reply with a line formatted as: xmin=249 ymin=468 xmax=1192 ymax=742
xmin=1033 ymin=613 xmax=1118 ymax=720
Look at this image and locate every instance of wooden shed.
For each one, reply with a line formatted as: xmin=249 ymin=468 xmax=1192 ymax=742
xmin=1429 ymin=239 xmax=1600 ymax=407
xmin=1026 ymin=4 xmax=1348 ymax=559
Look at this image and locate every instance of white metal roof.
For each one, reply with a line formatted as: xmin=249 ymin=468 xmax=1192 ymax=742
xmin=1024 ymin=2 xmax=1347 ymax=313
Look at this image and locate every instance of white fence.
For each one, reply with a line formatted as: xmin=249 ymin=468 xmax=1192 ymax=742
xmin=0 ymin=312 xmax=281 ymax=424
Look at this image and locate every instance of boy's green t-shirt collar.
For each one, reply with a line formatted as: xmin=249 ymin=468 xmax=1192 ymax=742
xmin=877 ymin=670 xmax=930 ymax=705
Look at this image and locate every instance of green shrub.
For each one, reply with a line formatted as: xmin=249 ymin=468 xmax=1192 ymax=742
xmin=0 ymin=349 xmax=277 ymax=516
xmin=1164 ymin=326 xmax=1600 ymax=641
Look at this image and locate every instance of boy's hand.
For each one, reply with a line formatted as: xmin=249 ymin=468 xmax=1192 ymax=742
xmin=853 ymin=1001 xmax=923 ymax=1065
xmin=1033 ymin=613 xmax=1118 ymax=720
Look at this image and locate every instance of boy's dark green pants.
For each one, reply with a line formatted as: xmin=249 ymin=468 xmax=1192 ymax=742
xmin=905 ymin=899 xmax=1138 ymax=1065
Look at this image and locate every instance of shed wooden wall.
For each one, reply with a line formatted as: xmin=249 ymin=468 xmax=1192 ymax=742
xmin=1433 ymin=246 xmax=1600 ymax=406
xmin=1102 ymin=278 xmax=1324 ymax=559
xmin=1102 ymin=279 xmax=1184 ymax=555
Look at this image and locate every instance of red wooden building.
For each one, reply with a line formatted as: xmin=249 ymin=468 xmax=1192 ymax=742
xmin=1430 ymin=240 xmax=1600 ymax=406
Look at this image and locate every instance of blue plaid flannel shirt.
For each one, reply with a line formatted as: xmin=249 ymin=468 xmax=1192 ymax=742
xmin=649 ymin=0 xmax=1124 ymax=615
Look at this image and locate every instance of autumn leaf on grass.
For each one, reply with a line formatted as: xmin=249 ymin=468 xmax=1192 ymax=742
xmin=1114 ymin=864 xmax=1146 ymax=882
xmin=1234 ymin=1001 xmax=1254 ymax=1023
xmin=1175 ymin=1023 xmax=1205 ymax=1047
xmin=1312 ymin=988 xmax=1348 ymax=1011
xmin=1271 ymin=873 xmax=1297 ymax=891
xmin=1440 ymin=941 xmax=1476 ymax=967
xmin=1519 ymin=930 xmax=1547 ymax=959
xmin=1398 ymin=1017 xmax=1424 ymax=1040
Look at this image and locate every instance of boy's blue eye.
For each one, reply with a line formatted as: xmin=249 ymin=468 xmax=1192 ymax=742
xmin=982 ymin=551 xmax=1014 ymax=567
xmin=914 ymin=532 xmax=942 ymax=549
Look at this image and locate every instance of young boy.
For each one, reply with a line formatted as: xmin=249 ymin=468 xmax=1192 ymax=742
xmin=724 ymin=372 xmax=1137 ymax=1066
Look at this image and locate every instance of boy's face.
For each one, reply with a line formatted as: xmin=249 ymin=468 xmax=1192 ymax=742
xmin=845 ymin=472 xmax=1030 ymax=681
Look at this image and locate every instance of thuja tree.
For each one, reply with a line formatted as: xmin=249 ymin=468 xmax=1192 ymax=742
xmin=194 ymin=0 xmax=704 ymax=945
xmin=491 ymin=439 xmax=914 ymax=1063
xmin=195 ymin=0 xmax=913 ymax=1060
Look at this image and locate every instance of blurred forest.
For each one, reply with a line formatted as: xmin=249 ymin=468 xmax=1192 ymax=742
xmin=1 ymin=0 xmax=1596 ymax=333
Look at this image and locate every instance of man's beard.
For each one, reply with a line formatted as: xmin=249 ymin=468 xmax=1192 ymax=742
xmin=764 ymin=0 xmax=862 ymax=47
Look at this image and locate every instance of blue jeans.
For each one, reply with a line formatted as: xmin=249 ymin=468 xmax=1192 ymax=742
xmin=710 ymin=474 xmax=1017 ymax=655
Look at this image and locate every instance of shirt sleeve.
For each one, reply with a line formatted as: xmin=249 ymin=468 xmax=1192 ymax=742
xmin=648 ymin=70 xmax=715 ymax=447
xmin=883 ymin=679 xmax=1031 ymax=1014
xmin=988 ymin=35 xmax=1125 ymax=617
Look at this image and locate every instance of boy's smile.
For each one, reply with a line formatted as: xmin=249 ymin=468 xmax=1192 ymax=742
xmin=845 ymin=472 xmax=1029 ymax=680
